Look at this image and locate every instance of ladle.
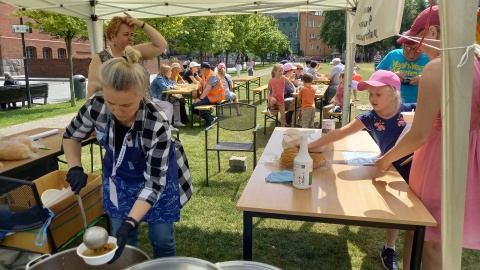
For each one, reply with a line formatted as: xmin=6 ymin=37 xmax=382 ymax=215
xmin=77 ymin=194 xmax=109 ymax=249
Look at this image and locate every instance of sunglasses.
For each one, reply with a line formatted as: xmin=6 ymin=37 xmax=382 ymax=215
xmin=403 ymin=45 xmax=417 ymax=52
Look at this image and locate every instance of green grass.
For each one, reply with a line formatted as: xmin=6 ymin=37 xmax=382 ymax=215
xmin=0 ymin=101 xmax=85 ymax=128
xmin=7 ymin=63 xmax=480 ymax=269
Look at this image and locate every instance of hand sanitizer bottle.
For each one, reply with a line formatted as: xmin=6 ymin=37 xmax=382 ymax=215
xmin=293 ymin=130 xmax=315 ymax=189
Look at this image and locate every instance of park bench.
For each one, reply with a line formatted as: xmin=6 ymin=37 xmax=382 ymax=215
xmin=0 ymin=83 xmax=49 ymax=108
xmin=261 ymin=108 xmax=279 ymax=135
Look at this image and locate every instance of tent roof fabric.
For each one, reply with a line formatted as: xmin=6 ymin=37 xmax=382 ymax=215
xmin=1 ymin=0 xmax=350 ymax=19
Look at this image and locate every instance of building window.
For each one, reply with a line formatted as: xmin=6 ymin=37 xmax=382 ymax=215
xmin=310 ymin=44 xmax=314 ymax=49
xmin=42 ymin=47 xmax=52 ymax=59
xmin=290 ymin=22 xmax=292 ymax=26
xmin=310 ymin=33 xmax=315 ymax=38
xmin=308 ymin=20 xmax=311 ymax=26
xmin=313 ymin=21 xmax=316 ymax=27
xmin=283 ymin=23 xmax=286 ymax=27
xmin=26 ymin=47 xmax=36 ymax=59
xmin=317 ymin=46 xmax=320 ymax=50
xmin=289 ymin=32 xmax=293 ymax=39
xmin=58 ymin=48 xmax=66 ymax=59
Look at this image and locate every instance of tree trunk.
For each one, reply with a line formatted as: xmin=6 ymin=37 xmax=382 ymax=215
xmin=66 ymin=37 xmax=76 ymax=107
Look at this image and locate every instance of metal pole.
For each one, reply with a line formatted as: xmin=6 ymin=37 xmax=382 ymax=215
xmin=20 ymin=17 xmax=31 ymax=108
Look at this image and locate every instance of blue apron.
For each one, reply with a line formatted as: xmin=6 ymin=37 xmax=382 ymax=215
xmin=96 ymin=116 xmax=181 ymax=223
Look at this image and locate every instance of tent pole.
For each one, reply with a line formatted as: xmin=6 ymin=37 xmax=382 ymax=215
xmin=342 ymin=10 xmax=355 ymax=126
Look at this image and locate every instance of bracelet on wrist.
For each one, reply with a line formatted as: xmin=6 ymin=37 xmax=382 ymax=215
xmin=141 ymin=22 xmax=146 ymax=29
xmin=125 ymin=216 xmax=139 ymax=228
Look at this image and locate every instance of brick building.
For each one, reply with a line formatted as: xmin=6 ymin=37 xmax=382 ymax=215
xmin=273 ymin=12 xmax=334 ymax=59
xmin=0 ymin=2 xmax=92 ymax=77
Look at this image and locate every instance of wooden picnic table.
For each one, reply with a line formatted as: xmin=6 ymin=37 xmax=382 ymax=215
xmin=232 ymin=76 xmax=261 ymax=104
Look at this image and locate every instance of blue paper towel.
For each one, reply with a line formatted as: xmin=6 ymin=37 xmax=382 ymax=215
xmin=265 ymin=170 xmax=293 ymax=184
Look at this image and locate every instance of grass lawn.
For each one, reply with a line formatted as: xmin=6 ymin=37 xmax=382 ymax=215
xmin=6 ymin=62 xmax=480 ymax=269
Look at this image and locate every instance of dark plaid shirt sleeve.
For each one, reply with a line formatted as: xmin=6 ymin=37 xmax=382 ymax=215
xmin=63 ymin=96 xmax=105 ymax=142
xmin=138 ymin=103 xmax=172 ymax=205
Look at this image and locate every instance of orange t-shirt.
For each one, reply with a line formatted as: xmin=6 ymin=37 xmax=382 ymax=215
xmin=298 ymin=85 xmax=316 ymax=109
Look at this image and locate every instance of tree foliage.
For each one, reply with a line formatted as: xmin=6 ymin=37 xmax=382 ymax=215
xmin=319 ymin=10 xmax=346 ymax=53
xmin=12 ymin=10 xmax=88 ymax=106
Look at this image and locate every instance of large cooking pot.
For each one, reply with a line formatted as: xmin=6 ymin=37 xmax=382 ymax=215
xmin=125 ymin=256 xmax=221 ymax=270
xmin=216 ymin=260 xmax=282 ymax=270
xmin=26 ymin=245 xmax=149 ymax=270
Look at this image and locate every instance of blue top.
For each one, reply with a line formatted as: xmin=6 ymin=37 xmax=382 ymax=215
xmin=376 ymin=49 xmax=429 ymax=103
xmin=357 ymin=103 xmax=416 ymax=182
xmin=151 ymin=76 xmax=177 ymax=101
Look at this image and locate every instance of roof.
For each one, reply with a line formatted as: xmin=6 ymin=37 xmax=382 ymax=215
xmin=0 ymin=0 xmax=350 ymax=19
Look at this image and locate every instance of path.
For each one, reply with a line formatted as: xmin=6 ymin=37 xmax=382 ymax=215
xmin=0 ymin=66 xmax=273 ymax=137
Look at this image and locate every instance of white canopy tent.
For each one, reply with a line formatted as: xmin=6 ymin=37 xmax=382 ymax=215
xmin=2 ymin=0 xmax=478 ymax=269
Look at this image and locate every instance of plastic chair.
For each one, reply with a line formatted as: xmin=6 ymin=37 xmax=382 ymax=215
xmin=204 ymin=103 xmax=259 ymax=185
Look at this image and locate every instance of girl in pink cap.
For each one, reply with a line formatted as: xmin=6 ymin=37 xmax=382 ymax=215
xmin=308 ymin=70 xmax=417 ymax=270
xmin=377 ymin=5 xmax=480 ymax=270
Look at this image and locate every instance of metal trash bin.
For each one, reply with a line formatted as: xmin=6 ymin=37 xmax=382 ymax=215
xmin=73 ymin=74 xmax=86 ymax=99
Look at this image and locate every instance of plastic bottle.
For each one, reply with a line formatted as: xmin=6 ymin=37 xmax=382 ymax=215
xmin=293 ymin=130 xmax=315 ymax=189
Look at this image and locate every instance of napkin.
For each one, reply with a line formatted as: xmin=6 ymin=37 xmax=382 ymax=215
xmin=265 ymin=170 xmax=293 ymax=184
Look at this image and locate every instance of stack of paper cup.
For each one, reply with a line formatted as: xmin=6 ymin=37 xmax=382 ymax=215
xmin=322 ymin=119 xmax=335 ymax=134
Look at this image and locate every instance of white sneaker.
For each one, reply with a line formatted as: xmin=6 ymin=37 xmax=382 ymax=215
xmin=173 ymin=121 xmax=185 ymax=127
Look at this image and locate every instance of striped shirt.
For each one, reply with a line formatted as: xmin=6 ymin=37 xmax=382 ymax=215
xmin=63 ymin=95 xmax=192 ymax=206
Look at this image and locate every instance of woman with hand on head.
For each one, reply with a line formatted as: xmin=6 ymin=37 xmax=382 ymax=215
xmin=87 ymin=12 xmax=167 ymax=98
xmin=375 ymin=6 xmax=480 ymax=270
xmin=64 ymin=46 xmax=192 ymax=263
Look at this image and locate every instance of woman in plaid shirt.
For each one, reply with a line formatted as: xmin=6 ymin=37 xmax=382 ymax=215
xmin=63 ymin=46 xmax=192 ymax=262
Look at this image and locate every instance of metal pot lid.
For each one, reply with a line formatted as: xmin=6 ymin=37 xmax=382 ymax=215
xmin=124 ymin=256 xmax=221 ymax=270
xmin=216 ymin=260 xmax=282 ymax=270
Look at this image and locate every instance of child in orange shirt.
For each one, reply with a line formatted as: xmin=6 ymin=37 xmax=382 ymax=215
xmin=298 ymin=73 xmax=316 ymax=128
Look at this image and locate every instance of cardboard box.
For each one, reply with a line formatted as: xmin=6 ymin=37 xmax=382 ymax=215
xmin=0 ymin=170 xmax=103 ymax=253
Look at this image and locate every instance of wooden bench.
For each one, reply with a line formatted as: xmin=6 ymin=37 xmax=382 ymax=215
xmin=232 ymin=83 xmax=241 ymax=99
xmin=195 ymin=104 xmax=216 ymax=126
xmin=0 ymin=83 xmax=49 ymax=108
xmin=329 ymin=101 xmax=353 ymax=122
xmin=261 ymin=108 xmax=279 ymax=135
xmin=252 ymin=84 xmax=268 ymax=104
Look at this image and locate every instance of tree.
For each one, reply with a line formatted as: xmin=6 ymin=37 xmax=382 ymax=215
xmin=13 ymin=10 xmax=88 ymax=107
xmin=173 ymin=16 xmax=231 ymax=62
xmin=319 ymin=10 xmax=346 ymax=54
xmin=249 ymin=15 xmax=291 ymax=63
xmin=133 ymin=17 xmax=185 ymax=69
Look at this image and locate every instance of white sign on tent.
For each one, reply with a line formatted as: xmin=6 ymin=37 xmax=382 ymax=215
xmin=350 ymin=0 xmax=405 ymax=45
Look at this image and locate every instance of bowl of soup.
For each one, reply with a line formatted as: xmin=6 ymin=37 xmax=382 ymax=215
xmin=77 ymin=236 xmax=118 ymax=265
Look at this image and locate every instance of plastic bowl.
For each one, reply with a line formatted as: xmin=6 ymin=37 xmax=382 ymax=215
xmin=41 ymin=189 xmax=62 ymax=205
xmin=77 ymin=236 xmax=118 ymax=266
xmin=402 ymin=111 xmax=415 ymax=124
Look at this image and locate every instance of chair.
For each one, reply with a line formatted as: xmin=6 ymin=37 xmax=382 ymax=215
xmin=204 ymin=103 xmax=259 ymax=185
xmin=0 ymin=176 xmax=56 ymax=251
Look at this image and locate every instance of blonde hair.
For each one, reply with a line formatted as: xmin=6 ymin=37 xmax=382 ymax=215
xmin=293 ymin=63 xmax=303 ymax=69
xmin=271 ymin=64 xmax=283 ymax=78
xmin=217 ymin=67 xmax=226 ymax=77
xmin=386 ymin=85 xmax=402 ymax=108
xmin=99 ymin=46 xmax=147 ymax=96
xmin=159 ymin=65 xmax=171 ymax=77
xmin=106 ymin=16 xmax=133 ymax=41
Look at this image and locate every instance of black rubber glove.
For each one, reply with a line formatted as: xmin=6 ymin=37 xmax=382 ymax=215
xmin=65 ymin=166 xmax=87 ymax=194
xmin=108 ymin=219 xmax=136 ymax=264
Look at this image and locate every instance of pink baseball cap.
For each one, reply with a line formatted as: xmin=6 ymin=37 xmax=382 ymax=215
xmin=218 ymin=63 xmax=226 ymax=69
xmin=357 ymin=70 xmax=400 ymax=91
xmin=397 ymin=5 xmax=439 ymax=45
xmin=283 ymin=63 xmax=297 ymax=72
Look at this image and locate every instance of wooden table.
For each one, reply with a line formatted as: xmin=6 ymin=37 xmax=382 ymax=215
xmin=0 ymin=128 xmax=97 ymax=178
xmin=236 ymin=128 xmax=436 ymax=270
xmin=232 ymin=76 xmax=261 ymax=104
xmin=292 ymin=84 xmax=327 ymax=127
xmin=163 ymin=88 xmax=196 ymax=128
xmin=314 ymin=77 xmax=330 ymax=85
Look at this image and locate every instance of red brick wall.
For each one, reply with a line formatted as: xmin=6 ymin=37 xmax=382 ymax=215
xmin=1 ymin=3 xmax=92 ymax=75
xmin=25 ymin=58 xmax=91 ymax=78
